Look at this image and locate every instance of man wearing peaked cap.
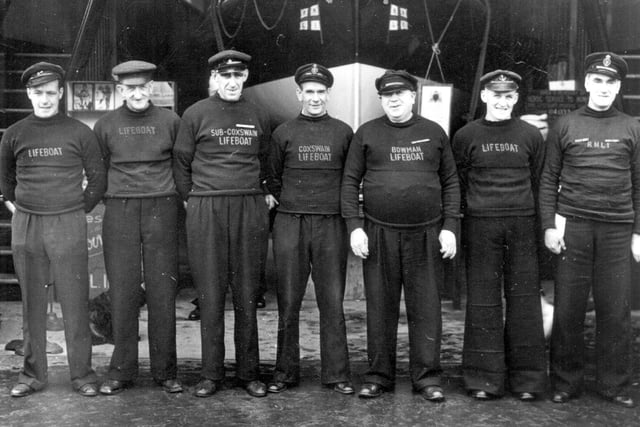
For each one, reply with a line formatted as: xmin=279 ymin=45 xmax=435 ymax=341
xmin=539 ymin=51 xmax=640 ymax=408
xmin=0 ymin=62 xmax=107 ymax=397
xmin=452 ymin=69 xmax=547 ymax=401
xmin=93 ymin=60 xmax=183 ymax=396
xmin=266 ymin=63 xmax=354 ymax=395
xmin=341 ymin=70 xmax=460 ymax=401
xmin=174 ymin=51 xmax=274 ymax=398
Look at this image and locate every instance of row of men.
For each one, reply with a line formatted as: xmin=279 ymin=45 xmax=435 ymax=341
xmin=0 ymin=50 xmax=638 ymax=408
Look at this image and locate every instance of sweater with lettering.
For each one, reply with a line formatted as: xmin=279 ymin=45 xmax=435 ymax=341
xmin=173 ymin=94 xmax=272 ymax=199
xmin=539 ymin=106 xmax=640 ymax=233
xmin=341 ymin=114 xmax=460 ymax=232
xmin=94 ymin=104 xmax=180 ymax=198
xmin=452 ymin=117 xmax=545 ymax=217
xmin=268 ymin=113 xmax=353 ymax=215
xmin=0 ymin=113 xmax=106 ymax=214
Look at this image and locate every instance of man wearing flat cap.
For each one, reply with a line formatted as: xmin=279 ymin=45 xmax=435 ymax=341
xmin=266 ymin=63 xmax=354 ymax=395
xmin=540 ymin=52 xmax=640 ymax=408
xmin=341 ymin=69 xmax=460 ymax=401
xmin=93 ymin=60 xmax=183 ymax=395
xmin=173 ymin=49 xmax=274 ymax=398
xmin=0 ymin=62 xmax=106 ymax=397
xmin=452 ymin=69 xmax=547 ymax=401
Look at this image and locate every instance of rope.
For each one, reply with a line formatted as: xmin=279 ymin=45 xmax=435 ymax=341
xmin=253 ymin=0 xmax=288 ymax=31
xmin=422 ymin=0 xmax=463 ymax=82
xmin=216 ymin=0 xmax=249 ymax=40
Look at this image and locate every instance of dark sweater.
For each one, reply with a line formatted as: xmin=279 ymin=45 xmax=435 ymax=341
xmin=539 ymin=106 xmax=640 ymax=232
xmin=341 ymin=114 xmax=460 ymax=232
xmin=94 ymin=104 xmax=180 ymax=198
xmin=452 ymin=117 xmax=545 ymax=217
xmin=0 ymin=113 xmax=106 ymax=214
xmin=269 ymin=113 xmax=353 ymax=215
xmin=173 ymin=94 xmax=271 ymax=199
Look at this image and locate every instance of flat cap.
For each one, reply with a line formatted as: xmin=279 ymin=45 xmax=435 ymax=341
xmin=112 ymin=60 xmax=156 ymax=83
xmin=208 ymin=50 xmax=251 ymax=72
xmin=294 ymin=63 xmax=334 ymax=87
xmin=21 ymin=62 xmax=65 ymax=87
xmin=584 ymin=52 xmax=628 ymax=80
xmin=375 ymin=70 xmax=418 ymax=94
xmin=480 ymin=69 xmax=521 ymax=92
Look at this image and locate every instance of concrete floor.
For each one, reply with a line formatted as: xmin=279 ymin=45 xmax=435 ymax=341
xmin=1 ymin=286 xmax=640 ymax=427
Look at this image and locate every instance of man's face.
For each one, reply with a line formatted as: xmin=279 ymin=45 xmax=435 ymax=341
xmin=117 ymin=77 xmax=152 ymax=112
xmin=27 ymin=80 xmax=63 ymax=118
xmin=585 ymin=73 xmax=621 ymax=111
xmin=214 ymin=68 xmax=248 ymax=101
xmin=380 ymin=89 xmax=415 ymax=123
xmin=481 ymin=89 xmax=518 ymax=122
xmin=297 ymin=81 xmax=329 ymax=117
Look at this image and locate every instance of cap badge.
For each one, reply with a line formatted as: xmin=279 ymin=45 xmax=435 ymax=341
xmin=311 ymin=64 xmax=319 ymax=75
xmin=497 ymin=74 xmax=508 ymax=82
xmin=603 ymin=55 xmax=612 ymax=67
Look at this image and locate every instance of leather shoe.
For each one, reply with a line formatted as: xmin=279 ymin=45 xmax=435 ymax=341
xmin=194 ymin=379 xmax=218 ymax=398
xmin=552 ymin=391 xmax=571 ymax=403
xmin=267 ymin=381 xmax=288 ymax=393
xmin=99 ymin=379 xmax=132 ymax=395
xmin=78 ymin=383 xmax=99 ymax=397
xmin=470 ymin=390 xmax=492 ymax=400
xmin=10 ymin=383 xmax=35 ymax=398
xmin=245 ymin=380 xmax=267 ymax=397
xmin=333 ymin=382 xmax=355 ymax=395
xmin=188 ymin=307 xmax=200 ymax=321
xmin=157 ymin=378 xmax=183 ymax=393
xmin=608 ymin=394 xmax=636 ymax=408
xmin=358 ymin=382 xmax=383 ymax=398
xmin=517 ymin=392 xmax=536 ymax=402
xmin=420 ymin=386 xmax=445 ymax=402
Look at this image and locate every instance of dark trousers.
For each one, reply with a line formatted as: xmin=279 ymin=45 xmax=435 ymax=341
xmin=551 ymin=218 xmax=632 ymax=396
xmin=186 ymin=195 xmax=269 ymax=382
xmin=272 ymin=213 xmax=350 ymax=385
xmin=462 ymin=216 xmax=547 ymax=396
xmin=102 ymin=197 xmax=178 ymax=381
xmin=362 ymin=221 xmax=443 ymax=391
xmin=11 ymin=209 xmax=97 ymax=390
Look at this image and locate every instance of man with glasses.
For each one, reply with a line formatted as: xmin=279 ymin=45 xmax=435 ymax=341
xmin=174 ymin=50 xmax=274 ymax=398
xmin=341 ymin=70 xmax=460 ymax=401
xmin=540 ymin=52 xmax=640 ymax=408
xmin=93 ymin=60 xmax=183 ymax=395
xmin=0 ymin=62 xmax=106 ymax=397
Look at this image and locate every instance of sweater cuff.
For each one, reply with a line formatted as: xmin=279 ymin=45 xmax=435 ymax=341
xmin=346 ymin=217 xmax=364 ymax=233
xmin=442 ymin=217 xmax=458 ymax=233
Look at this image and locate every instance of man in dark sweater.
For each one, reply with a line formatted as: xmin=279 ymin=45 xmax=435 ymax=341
xmin=539 ymin=52 xmax=640 ymax=408
xmin=93 ymin=61 xmax=183 ymax=395
xmin=452 ymin=70 xmax=547 ymax=401
xmin=0 ymin=62 xmax=106 ymax=397
xmin=341 ymin=70 xmax=460 ymax=401
xmin=173 ymin=50 xmax=274 ymax=398
xmin=266 ymin=63 xmax=354 ymax=395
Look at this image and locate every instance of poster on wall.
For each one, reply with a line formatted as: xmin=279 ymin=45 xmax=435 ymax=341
xmin=419 ymin=84 xmax=453 ymax=136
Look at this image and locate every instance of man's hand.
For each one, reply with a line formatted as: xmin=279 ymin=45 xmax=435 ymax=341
xmin=439 ymin=229 xmax=456 ymax=259
xmin=4 ymin=201 xmax=15 ymax=215
xmin=265 ymin=194 xmax=279 ymax=210
xmin=631 ymin=233 xmax=640 ymax=262
xmin=350 ymin=228 xmax=369 ymax=259
xmin=544 ymin=228 xmax=566 ymax=254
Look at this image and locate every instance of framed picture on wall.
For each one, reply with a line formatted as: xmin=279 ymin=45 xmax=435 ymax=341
xmin=419 ymin=83 xmax=453 ymax=136
xmin=72 ymin=82 xmax=94 ymax=111
xmin=94 ymin=83 xmax=115 ymax=111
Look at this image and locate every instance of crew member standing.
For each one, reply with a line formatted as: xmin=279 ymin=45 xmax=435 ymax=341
xmin=453 ymin=69 xmax=547 ymax=401
xmin=0 ymin=62 xmax=106 ymax=397
xmin=266 ymin=63 xmax=353 ymax=394
xmin=93 ymin=60 xmax=182 ymax=395
xmin=540 ymin=52 xmax=640 ymax=408
xmin=341 ymin=70 xmax=460 ymax=401
xmin=173 ymin=50 xmax=274 ymax=398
